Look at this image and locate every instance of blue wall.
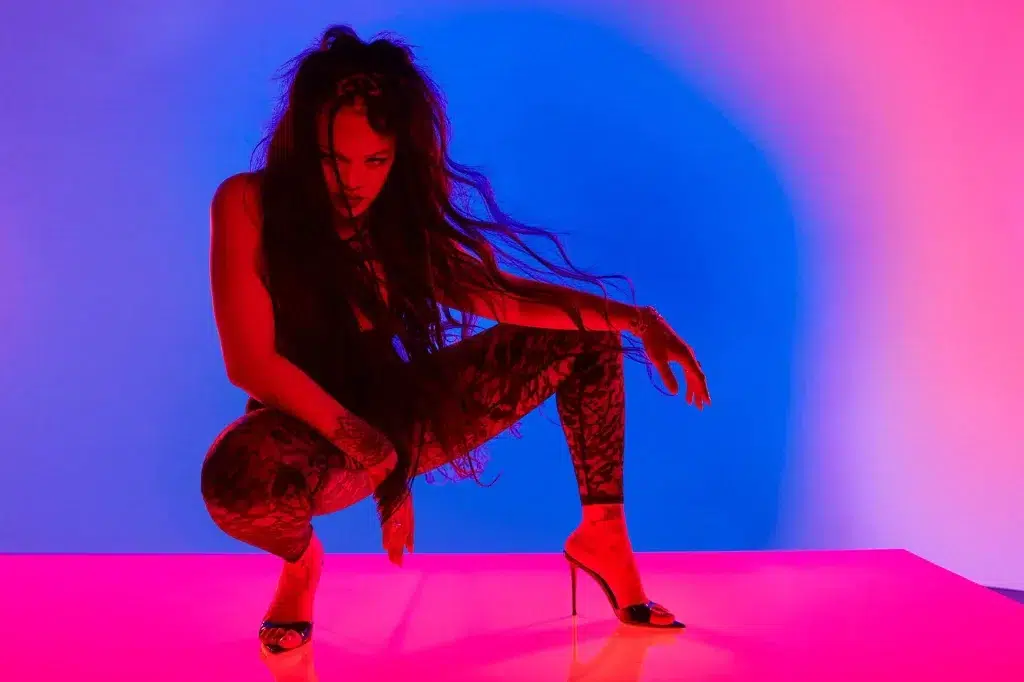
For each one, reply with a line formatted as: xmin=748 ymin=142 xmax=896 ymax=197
xmin=0 ymin=7 xmax=800 ymax=556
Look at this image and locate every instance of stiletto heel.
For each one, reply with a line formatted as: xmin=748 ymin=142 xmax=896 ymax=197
xmin=563 ymin=551 xmax=684 ymax=629
xmin=259 ymin=620 xmax=314 ymax=655
xmin=570 ymin=560 xmax=579 ymax=617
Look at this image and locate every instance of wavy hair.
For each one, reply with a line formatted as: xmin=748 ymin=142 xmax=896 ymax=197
xmin=252 ymin=25 xmax=645 ymax=521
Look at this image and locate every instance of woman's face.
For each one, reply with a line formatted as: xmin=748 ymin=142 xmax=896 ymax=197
xmin=318 ymin=101 xmax=396 ymax=219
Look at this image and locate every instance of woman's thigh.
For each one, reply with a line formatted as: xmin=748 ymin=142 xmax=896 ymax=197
xmin=409 ymin=323 xmax=618 ymax=474
xmin=201 ymin=407 xmax=371 ymax=518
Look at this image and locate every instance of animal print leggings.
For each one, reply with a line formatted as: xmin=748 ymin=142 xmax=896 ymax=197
xmin=200 ymin=324 xmax=626 ymax=563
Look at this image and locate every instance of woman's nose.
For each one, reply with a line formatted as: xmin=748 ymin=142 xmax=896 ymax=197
xmin=339 ymin=168 xmax=359 ymax=191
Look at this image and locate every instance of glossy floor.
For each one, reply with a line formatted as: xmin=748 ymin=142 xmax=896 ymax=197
xmin=2 ymin=549 xmax=1021 ymax=681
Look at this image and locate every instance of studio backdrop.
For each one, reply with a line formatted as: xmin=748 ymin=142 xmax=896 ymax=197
xmin=1 ymin=0 xmax=1020 ymax=590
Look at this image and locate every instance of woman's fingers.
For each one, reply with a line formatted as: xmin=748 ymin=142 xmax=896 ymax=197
xmin=643 ymin=337 xmax=678 ymax=394
xmin=644 ymin=322 xmax=711 ymax=408
xmin=385 ymin=525 xmax=404 ymax=565
xmin=655 ymin=356 xmax=679 ymax=394
xmin=383 ymin=504 xmax=413 ymax=565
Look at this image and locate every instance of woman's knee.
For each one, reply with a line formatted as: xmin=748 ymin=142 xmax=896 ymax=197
xmin=200 ymin=408 xmax=324 ymax=518
xmin=200 ymin=408 xmax=336 ymax=563
xmin=567 ymin=328 xmax=623 ymax=361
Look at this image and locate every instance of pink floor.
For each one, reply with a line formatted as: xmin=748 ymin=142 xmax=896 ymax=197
xmin=2 ymin=549 xmax=1021 ymax=681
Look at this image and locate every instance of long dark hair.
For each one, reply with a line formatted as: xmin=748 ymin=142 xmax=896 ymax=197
xmin=252 ymin=25 xmax=644 ymax=521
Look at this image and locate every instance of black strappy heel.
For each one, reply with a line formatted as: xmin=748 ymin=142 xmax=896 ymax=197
xmin=259 ymin=620 xmax=314 ymax=654
xmin=564 ymin=551 xmax=684 ymax=629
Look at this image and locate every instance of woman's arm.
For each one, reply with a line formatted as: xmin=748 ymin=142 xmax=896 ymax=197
xmin=440 ymin=249 xmax=641 ymax=333
xmin=210 ymin=173 xmax=395 ymax=467
xmin=492 ymin=273 xmax=640 ymax=332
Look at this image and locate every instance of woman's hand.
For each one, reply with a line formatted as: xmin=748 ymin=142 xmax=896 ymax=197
xmin=634 ymin=307 xmax=711 ymax=409
xmin=342 ymin=426 xmax=411 ymax=566
xmin=382 ymin=494 xmax=414 ymax=566
xmin=364 ymin=448 xmax=398 ymax=491
xmin=356 ymin=438 xmax=413 ymax=566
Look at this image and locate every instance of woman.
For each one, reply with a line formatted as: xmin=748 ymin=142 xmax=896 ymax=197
xmin=201 ymin=25 xmax=710 ymax=655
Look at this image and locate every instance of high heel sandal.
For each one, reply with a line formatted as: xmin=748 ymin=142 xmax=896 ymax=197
xmin=259 ymin=620 xmax=314 ymax=655
xmin=564 ymin=551 xmax=684 ymax=629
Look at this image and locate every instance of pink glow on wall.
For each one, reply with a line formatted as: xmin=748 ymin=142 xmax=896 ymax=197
xmin=611 ymin=0 xmax=1024 ymax=587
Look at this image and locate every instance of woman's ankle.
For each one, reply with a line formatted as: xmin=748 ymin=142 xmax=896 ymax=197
xmin=581 ymin=502 xmax=625 ymax=526
xmin=281 ymin=534 xmax=324 ymax=582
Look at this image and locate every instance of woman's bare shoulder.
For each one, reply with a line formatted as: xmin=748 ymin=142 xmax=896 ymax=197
xmin=211 ymin=171 xmax=263 ymax=229
xmin=213 ymin=171 xmax=262 ymax=205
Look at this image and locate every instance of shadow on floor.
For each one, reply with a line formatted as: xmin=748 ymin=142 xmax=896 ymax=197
xmin=988 ymin=587 xmax=1024 ymax=604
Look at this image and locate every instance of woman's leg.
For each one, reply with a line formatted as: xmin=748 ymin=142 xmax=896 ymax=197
xmin=409 ymin=324 xmax=671 ymax=621
xmin=412 ymin=323 xmax=627 ymax=505
xmin=201 ymin=408 xmax=347 ymax=561
xmin=200 ymin=322 xmax=664 ymax=640
xmin=202 ymin=323 xmax=625 ymax=552
xmin=200 ymin=408 xmax=361 ymax=650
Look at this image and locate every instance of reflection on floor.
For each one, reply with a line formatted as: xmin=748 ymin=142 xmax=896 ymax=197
xmin=2 ymin=549 xmax=1021 ymax=681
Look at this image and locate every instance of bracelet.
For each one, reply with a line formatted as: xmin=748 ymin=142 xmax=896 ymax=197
xmin=627 ymin=305 xmax=661 ymax=336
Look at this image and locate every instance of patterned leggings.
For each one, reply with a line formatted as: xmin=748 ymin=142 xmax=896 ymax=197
xmin=200 ymin=324 xmax=626 ymax=562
